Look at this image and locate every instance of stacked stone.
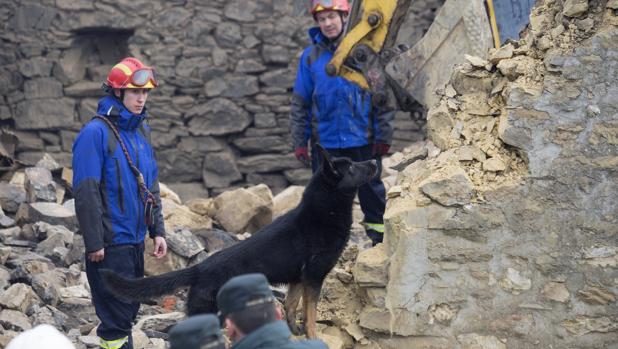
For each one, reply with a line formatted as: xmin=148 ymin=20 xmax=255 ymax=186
xmin=0 ymin=0 xmax=440 ymax=199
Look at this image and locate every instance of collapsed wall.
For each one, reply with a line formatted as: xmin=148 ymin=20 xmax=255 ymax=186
xmin=340 ymin=1 xmax=617 ymax=348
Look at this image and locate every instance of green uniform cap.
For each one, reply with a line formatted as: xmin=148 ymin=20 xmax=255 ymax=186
xmin=169 ymin=314 xmax=224 ymax=349
xmin=217 ymin=273 xmax=275 ymax=316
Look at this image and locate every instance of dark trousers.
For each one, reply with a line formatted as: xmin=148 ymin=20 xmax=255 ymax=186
xmin=86 ymin=243 xmax=144 ymax=348
xmin=311 ymin=144 xmax=386 ymax=225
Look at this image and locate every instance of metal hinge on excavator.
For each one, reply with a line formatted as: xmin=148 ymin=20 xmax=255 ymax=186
xmin=324 ymin=0 xmax=418 ymax=114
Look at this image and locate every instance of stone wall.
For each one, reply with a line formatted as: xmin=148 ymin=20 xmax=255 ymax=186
xmin=0 ymin=0 xmax=442 ymax=198
xmin=352 ymin=1 xmax=618 ymax=348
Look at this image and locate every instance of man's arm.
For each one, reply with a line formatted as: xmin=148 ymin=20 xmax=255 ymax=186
xmin=290 ymin=47 xmax=315 ymax=149
xmin=373 ymin=105 xmax=395 ymax=145
xmin=148 ymin=177 xmax=166 ymax=239
xmin=72 ymin=124 xmax=106 ymax=254
xmin=148 ymin=150 xmax=167 ymax=259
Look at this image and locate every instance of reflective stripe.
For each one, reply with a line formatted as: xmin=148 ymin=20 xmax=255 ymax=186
xmin=113 ymin=63 xmax=133 ymax=76
xmin=100 ymin=336 xmax=128 ymax=349
xmin=364 ymin=222 xmax=385 ymax=233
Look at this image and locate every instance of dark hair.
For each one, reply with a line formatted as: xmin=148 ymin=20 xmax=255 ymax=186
xmin=228 ymin=302 xmax=277 ymax=334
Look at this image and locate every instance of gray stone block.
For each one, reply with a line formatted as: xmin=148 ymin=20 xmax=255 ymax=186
xmin=0 ymin=183 xmax=27 ymax=213
xmin=187 ymin=98 xmax=251 ymax=136
xmin=15 ymin=98 xmax=75 ymax=130
xmin=233 ymin=136 xmax=289 ymax=154
xmin=237 ymin=154 xmax=301 ymax=173
xmin=202 ymin=152 xmax=242 ymax=188
xmin=24 ymin=78 xmax=63 ymax=99
xmin=16 ymin=202 xmax=77 ymax=231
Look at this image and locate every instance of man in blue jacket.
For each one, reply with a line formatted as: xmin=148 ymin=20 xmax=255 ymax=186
xmin=290 ymin=0 xmax=394 ymax=245
xmin=72 ymin=57 xmax=167 ymax=349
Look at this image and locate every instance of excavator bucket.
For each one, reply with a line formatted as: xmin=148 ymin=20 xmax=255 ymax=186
xmin=386 ymin=0 xmax=494 ymax=108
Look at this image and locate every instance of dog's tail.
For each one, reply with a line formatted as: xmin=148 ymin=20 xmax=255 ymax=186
xmin=100 ymin=265 xmax=197 ymax=302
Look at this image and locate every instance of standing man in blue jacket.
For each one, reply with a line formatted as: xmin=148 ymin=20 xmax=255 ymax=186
xmin=290 ymin=0 xmax=394 ymax=246
xmin=72 ymin=57 xmax=167 ymax=349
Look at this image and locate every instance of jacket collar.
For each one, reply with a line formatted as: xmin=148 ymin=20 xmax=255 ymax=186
xmin=232 ymin=321 xmax=293 ymax=349
xmin=96 ymin=95 xmax=147 ymax=130
xmin=309 ymin=27 xmax=338 ymax=51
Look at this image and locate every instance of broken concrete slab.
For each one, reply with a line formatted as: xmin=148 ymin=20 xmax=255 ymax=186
xmin=419 ymin=166 xmax=475 ymax=206
xmin=16 ymin=202 xmax=77 ymax=230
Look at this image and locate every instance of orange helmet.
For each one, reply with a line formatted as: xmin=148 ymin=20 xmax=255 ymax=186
xmin=105 ymin=57 xmax=158 ymax=90
xmin=310 ymin=0 xmax=350 ymax=16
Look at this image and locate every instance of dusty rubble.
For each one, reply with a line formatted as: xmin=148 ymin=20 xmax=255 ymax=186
xmin=0 ymin=151 xmax=307 ymax=348
xmin=0 ymin=149 xmax=377 ymax=348
xmin=343 ymin=1 xmax=618 ymax=348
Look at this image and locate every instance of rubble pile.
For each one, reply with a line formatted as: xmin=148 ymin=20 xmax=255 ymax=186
xmin=0 ymin=153 xmax=303 ymax=348
xmin=0 ymin=152 xmax=378 ymax=348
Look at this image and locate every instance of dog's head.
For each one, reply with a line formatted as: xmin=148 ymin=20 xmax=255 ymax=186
xmin=315 ymin=144 xmax=378 ymax=191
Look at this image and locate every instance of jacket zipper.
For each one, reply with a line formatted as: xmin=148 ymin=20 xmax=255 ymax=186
xmin=114 ymin=158 xmax=125 ymax=213
xmin=129 ymin=132 xmax=142 ymax=242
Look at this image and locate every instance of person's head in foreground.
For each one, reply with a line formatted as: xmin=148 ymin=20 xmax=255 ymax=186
xmin=216 ymin=273 xmax=282 ymax=343
xmin=169 ymin=314 xmax=226 ymax=349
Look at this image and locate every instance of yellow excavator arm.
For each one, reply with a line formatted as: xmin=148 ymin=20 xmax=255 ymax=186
xmin=325 ymin=0 xmax=415 ymax=111
xmin=326 ymin=0 xmax=411 ymax=88
xmin=299 ymin=0 xmax=533 ymax=111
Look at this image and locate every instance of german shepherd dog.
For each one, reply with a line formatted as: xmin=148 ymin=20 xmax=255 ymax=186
xmin=101 ymin=144 xmax=378 ymax=338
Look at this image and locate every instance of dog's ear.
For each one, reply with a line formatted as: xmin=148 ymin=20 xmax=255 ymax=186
xmin=315 ymin=144 xmax=339 ymax=177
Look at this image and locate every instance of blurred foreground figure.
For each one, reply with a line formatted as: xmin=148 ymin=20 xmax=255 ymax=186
xmin=217 ymin=273 xmax=328 ymax=349
xmin=6 ymin=324 xmax=75 ymax=349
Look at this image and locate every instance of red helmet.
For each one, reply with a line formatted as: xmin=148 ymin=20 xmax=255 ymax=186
xmin=310 ymin=0 xmax=350 ymax=16
xmin=105 ymin=57 xmax=158 ymax=89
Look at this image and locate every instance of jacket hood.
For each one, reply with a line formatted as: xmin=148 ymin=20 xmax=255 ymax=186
xmin=309 ymin=27 xmax=332 ymax=46
xmin=96 ymin=95 xmax=147 ymax=130
xmin=309 ymin=26 xmax=342 ymax=52
xmin=309 ymin=27 xmax=326 ymax=45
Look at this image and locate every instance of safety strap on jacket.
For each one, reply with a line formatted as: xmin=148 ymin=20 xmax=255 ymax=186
xmin=92 ymin=115 xmax=157 ymax=211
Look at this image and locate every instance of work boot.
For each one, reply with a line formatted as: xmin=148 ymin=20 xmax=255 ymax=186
xmin=366 ymin=228 xmax=383 ymax=246
xmin=100 ymin=334 xmax=132 ymax=349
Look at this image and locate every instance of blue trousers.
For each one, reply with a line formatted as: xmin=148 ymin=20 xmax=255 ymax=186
xmin=311 ymin=144 xmax=386 ymax=226
xmin=86 ymin=243 xmax=144 ymax=348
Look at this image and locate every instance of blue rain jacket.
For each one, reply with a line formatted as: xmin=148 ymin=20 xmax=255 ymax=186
xmin=72 ymin=96 xmax=165 ymax=253
xmin=290 ymin=27 xmax=394 ymax=149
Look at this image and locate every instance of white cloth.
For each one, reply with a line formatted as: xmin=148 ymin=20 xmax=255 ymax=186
xmin=6 ymin=324 xmax=75 ymax=349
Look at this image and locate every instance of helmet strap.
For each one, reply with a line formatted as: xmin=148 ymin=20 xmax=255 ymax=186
xmin=112 ymin=89 xmax=125 ymax=101
xmin=111 ymin=89 xmax=126 ymax=106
